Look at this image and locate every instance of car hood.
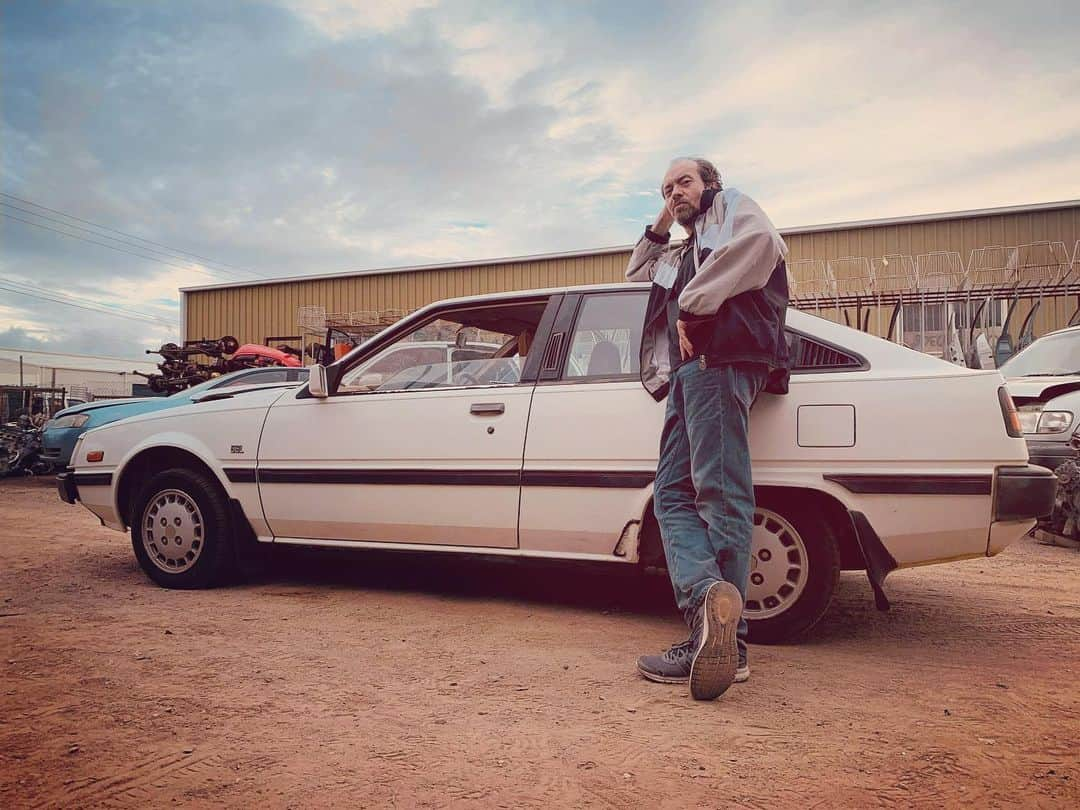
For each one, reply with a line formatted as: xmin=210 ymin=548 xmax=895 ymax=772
xmin=1004 ymin=376 xmax=1080 ymax=404
xmin=81 ymin=384 xmax=297 ymax=437
xmin=53 ymin=397 xmax=164 ymax=419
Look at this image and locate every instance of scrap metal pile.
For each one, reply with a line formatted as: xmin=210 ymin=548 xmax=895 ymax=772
xmin=137 ymin=335 xmax=303 ymax=394
xmin=0 ymin=414 xmax=51 ymax=477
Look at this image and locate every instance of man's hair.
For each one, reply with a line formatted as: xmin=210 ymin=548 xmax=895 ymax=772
xmin=671 ymin=157 xmax=722 ymax=190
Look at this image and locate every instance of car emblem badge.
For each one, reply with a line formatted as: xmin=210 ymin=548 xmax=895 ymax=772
xmin=230 ymin=445 xmax=244 ymax=454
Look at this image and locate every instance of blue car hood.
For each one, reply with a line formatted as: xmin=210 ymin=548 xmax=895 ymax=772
xmin=51 ymin=397 xmax=177 ymax=423
xmin=53 ymin=397 xmax=162 ymax=418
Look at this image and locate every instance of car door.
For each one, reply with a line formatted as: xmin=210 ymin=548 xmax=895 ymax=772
xmin=256 ymin=295 xmax=557 ymax=548
xmin=518 ymin=290 xmax=664 ymax=557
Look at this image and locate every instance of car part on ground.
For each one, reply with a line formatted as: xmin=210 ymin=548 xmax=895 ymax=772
xmin=0 ymin=415 xmax=53 ymax=477
xmin=1039 ymin=433 xmax=1080 ymax=546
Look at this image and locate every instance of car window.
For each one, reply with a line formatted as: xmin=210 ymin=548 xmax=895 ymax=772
xmin=564 ymin=293 xmax=646 ymax=379
xmin=337 ymin=300 xmax=548 ymax=394
xmin=786 ymin=329 xmax=864 ymax=372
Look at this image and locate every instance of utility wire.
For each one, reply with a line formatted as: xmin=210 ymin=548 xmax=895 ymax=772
xmin=0 ymin=283 xmax=177 ymax=327
xmin=0 ymin=211 xmax=247 ymax=281
xmin=0 ymin=201 xmax=255 ymax=282
xmin=0 ymin=276 xmax=176 ymax=326
xmin=0 ymin=191 xmax=263 ymax=279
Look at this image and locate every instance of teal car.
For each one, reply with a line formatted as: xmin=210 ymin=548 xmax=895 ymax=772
xmin=42 ymin=366 xmax=309 ymax=469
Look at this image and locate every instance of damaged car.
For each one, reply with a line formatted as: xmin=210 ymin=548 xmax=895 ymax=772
xmin=1000 ymin=324 xmax=1080 ymax=472
xmin=58 ymin=283 xmax=1056 ymax=641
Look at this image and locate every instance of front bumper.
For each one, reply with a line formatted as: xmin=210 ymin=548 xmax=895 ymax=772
xmin=57 ymin=470 xmax=78 ymax=504
xmin=1024 ymin=439 xmax=1076 ymax=472
xmin=994 ymin=464 xmax=1057 ymax=521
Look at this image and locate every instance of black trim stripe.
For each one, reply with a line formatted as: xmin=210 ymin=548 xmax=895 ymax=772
xmin=521 ymin=470 xmax=655 ymax=488
xmin=239 ymin=468 xmax=656 ymax=488
xmin=257 ymin=468 xmax=521 ymax=486
xmin=824 ymin=473 xmax=992 ymax=495
xmin=73 ymin=472 xmax=113 ymax=487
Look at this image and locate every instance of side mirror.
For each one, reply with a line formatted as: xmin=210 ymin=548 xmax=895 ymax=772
xmin=309 ymin=364 xmax=329 ymax=398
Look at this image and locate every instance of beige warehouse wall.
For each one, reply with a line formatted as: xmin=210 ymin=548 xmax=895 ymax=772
xmin=185 ymin=204 xmax=1080 ymax=347
xmin=184 ymin=251 xmax=633 ymax=345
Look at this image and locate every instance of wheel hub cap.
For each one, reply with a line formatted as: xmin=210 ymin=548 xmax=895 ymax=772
xmin=141 ymin=489 xmax=204 ymax=574
xmin=745 ymin=508 xmax=808 ymax=621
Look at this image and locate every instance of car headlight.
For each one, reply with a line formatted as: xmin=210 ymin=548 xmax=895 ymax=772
xmin=1037 ymin=410 xmax=1073 ymax=434
xmin=50 ymin=414 xmax=90 ymax=429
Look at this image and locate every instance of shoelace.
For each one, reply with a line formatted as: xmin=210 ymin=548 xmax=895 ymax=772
xmin=662 ymin=639 xmax=692 ymax=664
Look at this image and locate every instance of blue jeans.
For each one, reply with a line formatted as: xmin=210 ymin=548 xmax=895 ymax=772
xmin=653 ymin=361 xmax=767 ymax=658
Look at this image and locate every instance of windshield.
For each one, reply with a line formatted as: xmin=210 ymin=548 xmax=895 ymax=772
xmin=168 ymin=373 xmax=243 ymax=398
xmin=999 ymin=331 xmax=1080 ymax=377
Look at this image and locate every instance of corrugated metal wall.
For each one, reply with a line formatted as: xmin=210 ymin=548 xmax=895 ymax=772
xmin=185 ymin=204 xmax=1080 ymax=347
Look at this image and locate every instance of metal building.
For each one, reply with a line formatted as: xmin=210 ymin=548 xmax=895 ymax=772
xmin=182 ymin=199 xmax=1080 ymax=360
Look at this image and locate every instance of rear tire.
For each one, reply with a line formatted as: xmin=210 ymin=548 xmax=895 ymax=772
xmin=745 ymin=494 xmax=842 ymax=643
xmin=130 ymin=467 xmax=236 ymax=589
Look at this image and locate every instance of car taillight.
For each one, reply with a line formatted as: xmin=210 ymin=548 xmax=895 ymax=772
xmin=998 ymin=386 xmax=1023 ymax=438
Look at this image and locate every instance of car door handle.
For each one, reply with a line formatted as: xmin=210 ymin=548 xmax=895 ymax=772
xmin=470 ymin=402 xmax=505 ymax=415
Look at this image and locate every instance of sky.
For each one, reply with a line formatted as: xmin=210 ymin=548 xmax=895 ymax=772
xmin=1 ymin=0 xmax=1078 ymax=358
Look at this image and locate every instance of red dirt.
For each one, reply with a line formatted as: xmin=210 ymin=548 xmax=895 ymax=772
xmin=1 ymin=475 xmax=1078 ymax=808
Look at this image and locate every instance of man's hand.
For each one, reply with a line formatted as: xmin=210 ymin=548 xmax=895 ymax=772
xmin=653 ymin=202 xmax=674 ymax=237
xmin=676 ymin=319 xmax=694 ymax=360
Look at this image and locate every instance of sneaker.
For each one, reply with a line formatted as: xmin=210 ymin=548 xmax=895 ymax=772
xmin=689 ymin=581 xmax=743 ymax=701
xmin=637 ymin=639 xmax=693 ymax=684
xmin=639 ymin=641 xmax=750 ymax=684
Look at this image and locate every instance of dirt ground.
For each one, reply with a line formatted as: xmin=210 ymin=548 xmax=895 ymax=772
xmin=1 ymin=476 xmax=1077 ymax=809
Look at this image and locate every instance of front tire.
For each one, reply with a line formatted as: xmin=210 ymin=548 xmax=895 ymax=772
xmin=130 ymin=467 xmax=236 ymax=589
xmin=745 ymin=495 xmax=841 ymax=643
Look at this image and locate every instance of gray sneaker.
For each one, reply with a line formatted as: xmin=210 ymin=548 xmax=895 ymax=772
xmin=689 ymin=581 xmax=743 ymax=701
xmin=637 ymin=639 xmax=693 ymax=683
xmin=638 ymin=641 xmax=749 ymax=685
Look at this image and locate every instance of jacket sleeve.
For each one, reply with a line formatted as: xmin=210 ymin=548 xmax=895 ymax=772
xmin=625 ymin=228 xmax=671 ymax=282
xmin=676 ymin=195 xmax=787 ymax=319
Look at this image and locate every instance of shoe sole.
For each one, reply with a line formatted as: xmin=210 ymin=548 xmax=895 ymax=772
xmin=638 ymin=666 xmax=748 ymax=686
xmin=636 ymin=664 xmax=689 ymax=685
xmin=689 ymin=581 xmax=742 ymax=701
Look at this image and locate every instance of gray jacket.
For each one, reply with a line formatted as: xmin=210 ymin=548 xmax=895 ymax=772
xmin=625 ymin=188 xmax=789 ymax=397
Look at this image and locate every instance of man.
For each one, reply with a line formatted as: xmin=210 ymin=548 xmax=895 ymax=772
xmin=626 ymin=158 xmax=790 ymax=700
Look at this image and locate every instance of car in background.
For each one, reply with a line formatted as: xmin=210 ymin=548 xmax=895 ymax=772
xmin=58 ymin=283 xmax=1055 ymax=642
xmin=42 ymin=366 xmax=309 ymax=468
xmin=1000 ymin=325 xmax=1080 ymax=471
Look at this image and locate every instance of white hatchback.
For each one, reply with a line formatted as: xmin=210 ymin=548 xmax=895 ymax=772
xmin=59 ymin=283 xmax=1056 ymax=641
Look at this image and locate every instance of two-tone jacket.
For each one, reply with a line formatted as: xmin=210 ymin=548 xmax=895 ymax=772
xmin=625 ymin=187 xmax=791 ymax=401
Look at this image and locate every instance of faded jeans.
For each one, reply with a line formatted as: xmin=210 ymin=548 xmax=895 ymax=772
xmin=653 ymin=360 xmax=767 ymax=659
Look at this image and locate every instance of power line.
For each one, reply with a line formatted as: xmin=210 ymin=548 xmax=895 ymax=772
xmin=0 ymin=191 xmax=263 ymax=279
xmin=0 ymin=211 xmax=248 ymax=281
xmin=0 ymin=284 xmax=176 ymax=327
xmin=0 ymin=276 xmax=176 ymax=326
xmin=0 ymin=201 xmax=255 ymax=282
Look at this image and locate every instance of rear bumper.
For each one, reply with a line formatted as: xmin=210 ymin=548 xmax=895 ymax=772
xmin=57 ymin=470 xmax=78 ymax=504
xmin=994 ymin=464 xmax=1057 ymax=521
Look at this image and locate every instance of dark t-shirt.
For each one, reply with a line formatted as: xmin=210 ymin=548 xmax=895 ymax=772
xmin=666 ymin=234 xmax=698 ymax=372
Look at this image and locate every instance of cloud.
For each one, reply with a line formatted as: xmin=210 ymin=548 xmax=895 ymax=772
xmin=280 ymin=0 xmax=438 ymax=38
xmin=1 ymin=0 xmax=1077 ymax=355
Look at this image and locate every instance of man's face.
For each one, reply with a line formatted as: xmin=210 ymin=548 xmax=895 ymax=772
xmin=662 ymin=160 xmax=708 ymax=227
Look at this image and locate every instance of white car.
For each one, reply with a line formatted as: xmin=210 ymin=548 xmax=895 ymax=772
xmin=58 ymin=283 xmax=1056 ymax=641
